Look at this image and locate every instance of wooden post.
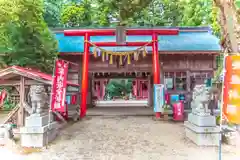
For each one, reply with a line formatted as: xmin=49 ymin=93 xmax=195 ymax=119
xmin=80 ymin=33 xmax=90 ymax=118
xmin=152 ymin=33 xmax=161 ymax=118
xmin=18 ymin=76 xmax=25 ymax=127
xmin=148 ymin=74 xmax=152 ymax=107
xmin=100 ymin=79 xmax=104 ymax=100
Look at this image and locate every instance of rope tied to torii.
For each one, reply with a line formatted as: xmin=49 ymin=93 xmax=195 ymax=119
xmin=84 ymin=40 xmax=158 ymax=65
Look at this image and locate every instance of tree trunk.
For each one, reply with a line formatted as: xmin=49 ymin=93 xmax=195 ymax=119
xmin=214 ymin=0 xmax=239 ymax=53
xmin=214 ymin=0 xmax=240 ymax=148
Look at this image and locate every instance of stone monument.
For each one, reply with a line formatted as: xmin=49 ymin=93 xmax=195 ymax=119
xmin=184 ymin=84 xmax=220 ymax=146
xmin=0 ymin=124 xmax=14 ymax=145
xmin=20 ymin=85 xmax=59 ymax=147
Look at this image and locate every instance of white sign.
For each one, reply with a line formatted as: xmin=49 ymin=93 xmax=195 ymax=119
xmin=153 ymin=84 xmax=164 ymax=113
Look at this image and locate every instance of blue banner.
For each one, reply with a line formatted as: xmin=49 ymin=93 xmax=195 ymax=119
xmin=153 ymin=84 xmax=165 ymax=112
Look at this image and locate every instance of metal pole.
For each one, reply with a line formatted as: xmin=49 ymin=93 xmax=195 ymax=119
xmin=46 ymin=58 xmax=57 ymax=149
xmin=218 ymin=54 xmax=227 ymax=160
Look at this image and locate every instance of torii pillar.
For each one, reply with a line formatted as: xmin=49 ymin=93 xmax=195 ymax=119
xmin=64 ymin=28 xmax=179 ymax=119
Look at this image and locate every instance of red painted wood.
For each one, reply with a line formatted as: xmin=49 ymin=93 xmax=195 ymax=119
xmin=152 ymin=33 xmax=161 ymax=118
xmin=59 ymin=51 xmax=219 ymax=56
xmin=91 ymin=42 xmax=153 ymax=47
xmin=152 ymin=33 xmax=160 ymax=84
xmin=64 ymin=29 xmax=179 ymax=36
xmin=68 ymin=29 xmax=179 ymax=118
xmin=80 ymin=33 xmax=90 ymax=118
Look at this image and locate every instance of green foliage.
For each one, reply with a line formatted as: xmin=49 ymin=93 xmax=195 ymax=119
xmin=91 ymin=0 xmax=112 ymax=27
xmin=43 ymin=0 xmax=63 ymax=27
xmin=210 ymin=2 xmax=221 ymax=36
xmin=0 ymin=0 xmax=58 ymax=72
xmin=2 ymin=99 xmax=16 ymax=110
xmin=103 ymin=0 xmax=153 ymax=26
xmin=105 ymin=79 xmax=133 ymax=99
xmin=180 ymin=0 xmax=211 ymax=26
xmin=59 ymin=0 xmax=219 ymax=29
xmin=0 ymin=87 xmax=16 ymax=110
xmin=236 ymin=0 xmax=240 ymax=8
xmin=61 ymin=1 xmax=92 ymax=27
xmin=129 ymin=0 xmax=185 ymax=27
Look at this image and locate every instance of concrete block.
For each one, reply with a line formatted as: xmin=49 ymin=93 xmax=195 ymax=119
xmin=188 ymin=113 xmax=216 ymax=127
xmin=20 ymin=122 xmax=58 ymax=148
xmin=184 ymin=121 xmax=220 ymax=146
xmin=25 ymin=114 xmax=53 ymax=127
xmin=20 ymin=122 xmax=58 ymax=134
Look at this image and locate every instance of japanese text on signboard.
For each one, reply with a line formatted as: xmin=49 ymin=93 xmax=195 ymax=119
xmin=51 ymin=60 xmax=69 ymax=112
xmin=223 ymin=55 xmax=240 ymax=124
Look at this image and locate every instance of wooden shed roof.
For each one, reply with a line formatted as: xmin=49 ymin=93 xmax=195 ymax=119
xmin=0 ymin=66 xmax=79 ymax=86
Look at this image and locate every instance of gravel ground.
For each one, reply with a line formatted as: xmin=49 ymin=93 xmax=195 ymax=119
xmin=1 ymin=116 xmax=239 ymax=160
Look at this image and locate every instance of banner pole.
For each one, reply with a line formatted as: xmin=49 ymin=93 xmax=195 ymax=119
xmin=218 ymin=54 xmax=227 ymax=160
xmin=46 ymin=58 xmax=57 ymax=149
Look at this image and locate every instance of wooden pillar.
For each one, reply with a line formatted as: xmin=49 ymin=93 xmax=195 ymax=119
xmin=100 ymin=79 xmax=104 ymax=100
xmin=78 ymin=58 xmax=82 ymax=111
xmin=91 ymin=73 xmax=95 ymax=103
xmin=152 ymin=33 xmax=161 ymax=118
xmin=18 ymin=76 xmax=25 ymax=127
xmin=80 ymin=33 xmax=90 ymax=118
xmin=186 ymin=70 xmax=191 ymax=109
xmin=88 ymin=73 xmax=93 ymax=108
xmin=148 ymin=74 xmax=152 ymax=107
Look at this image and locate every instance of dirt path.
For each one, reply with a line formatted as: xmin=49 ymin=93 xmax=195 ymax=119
xmin=14 ymin=116 xmax=236 ymax=160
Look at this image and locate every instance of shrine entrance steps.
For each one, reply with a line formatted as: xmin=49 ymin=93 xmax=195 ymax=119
xmin=86 ymin=107 xmax=220 ymax=117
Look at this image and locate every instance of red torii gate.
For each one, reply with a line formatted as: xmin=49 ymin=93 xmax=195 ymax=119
xmin=64 ymin=28 xmax=179 ymax=119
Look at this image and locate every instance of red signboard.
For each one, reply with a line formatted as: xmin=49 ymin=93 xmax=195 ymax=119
xmin=51 ymin=60 xmax=69 ymax=112
xmin=222 ymin=55 xmax=240 ymax=124
xmin=172 ymin=101 xmax=184 ymax=121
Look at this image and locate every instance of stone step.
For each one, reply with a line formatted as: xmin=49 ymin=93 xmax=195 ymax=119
xmin=25 ymin=114 xmax=54 ymax=127
xmin=184 ymin=121 xmax=220 ymax=133
xmin=20 ymin=121 xmax=59 ymax=134
xmin=187 ymin=113 xmax=216 ymax=127
xmin=20 ymin=122 xmax=59 ymax=148
xmin=184 ymin=121 xmax=220 ymax=146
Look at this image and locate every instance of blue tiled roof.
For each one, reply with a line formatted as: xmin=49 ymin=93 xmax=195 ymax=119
xmin=55 ymin=27 xmax=221 ymax=53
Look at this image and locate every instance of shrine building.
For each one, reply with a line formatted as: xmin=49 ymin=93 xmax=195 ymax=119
xmin=53 ymin=27 xmax=221 ymax=118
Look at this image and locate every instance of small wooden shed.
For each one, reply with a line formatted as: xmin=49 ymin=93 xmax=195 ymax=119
xmin=0 ymin=66 xmax=79 ymax=127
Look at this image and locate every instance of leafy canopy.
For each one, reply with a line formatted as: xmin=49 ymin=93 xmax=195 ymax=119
xmin=0 ymin=0 xmax=58 ymax=72
xmin=58 ymin=0 xmax=220 ymax=35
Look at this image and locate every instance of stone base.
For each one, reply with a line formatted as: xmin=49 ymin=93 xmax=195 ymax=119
xmin=20 ymin=122 xmax=58 ymax=148
xmin=188 ymin=113 xmax=216 ymax=127
xmin=25 ymin=114 xmax=54 ymax=127
xmin=184 ymin=121 xmax=220 ymax=146
xmin=0 ymin=125 xmax=14 ymax=146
